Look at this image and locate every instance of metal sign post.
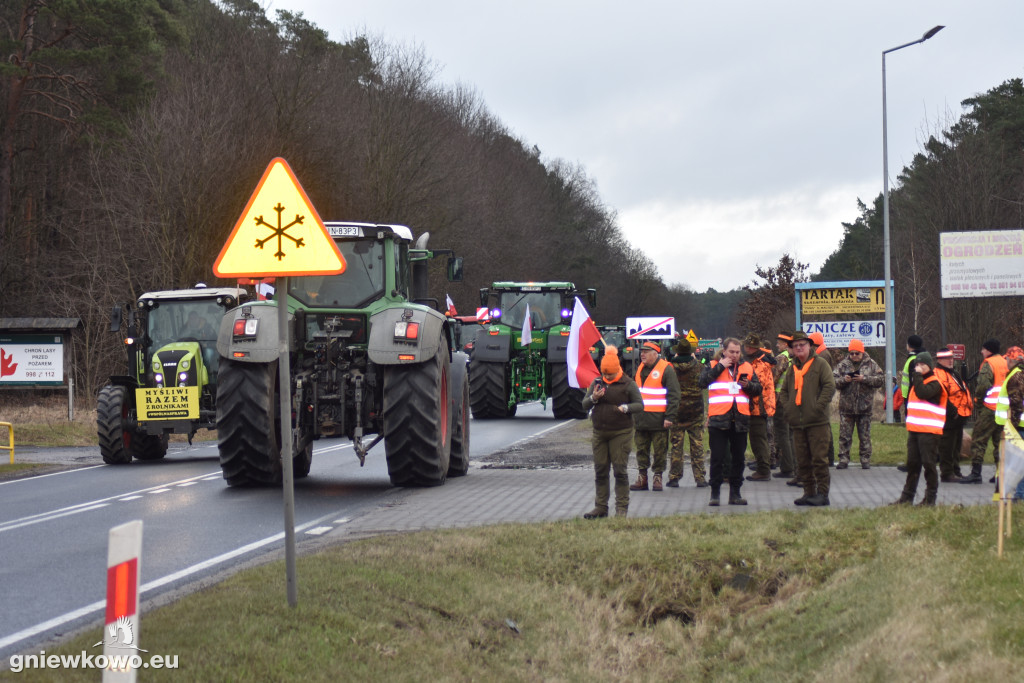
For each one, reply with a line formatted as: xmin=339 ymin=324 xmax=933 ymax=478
xmin=278 ymin=276 xmax=297 ymax=607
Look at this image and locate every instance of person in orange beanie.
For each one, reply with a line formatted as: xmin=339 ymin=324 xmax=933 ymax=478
xmin=833 ymin=339 xmax=883 ymax=469
xmin=580 ymin=346 xmax=643 ymax=518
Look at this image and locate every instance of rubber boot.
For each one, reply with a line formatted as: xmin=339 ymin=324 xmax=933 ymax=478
xmin=959 ymin=463 xmax=982 ymax=484
xmin=629 ymin=471 xmax=648 ymax=491
xmin=728 ymin=485 xmax=747 ymax=506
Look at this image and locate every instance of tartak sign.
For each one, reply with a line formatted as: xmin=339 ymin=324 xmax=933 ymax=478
xmin=800 ymin=287 xmax=885 ymax=315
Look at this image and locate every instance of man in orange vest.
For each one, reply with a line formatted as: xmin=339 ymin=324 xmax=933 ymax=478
xmin=629 ymin=341 xmax=680 ymax=492
xmin=962 ymin=338 xmax=1007 ymax=484
xmin=933 ymin=347 xmax=972 ymax=482
xmin=893 ymin=352 xmax=946 ymax=506
xmin=741 ymin=333 xmax=776 ymax=481
xmin=699 ymin=337 xmax=761 ymax=506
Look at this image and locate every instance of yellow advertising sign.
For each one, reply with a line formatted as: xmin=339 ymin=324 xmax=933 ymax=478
xmin=800 ymin=287 xmax=886 ymax=315
xmin=136 ymin=386 xmax=199 ymax=421
xmin=213 ymin=158 xmax=346 ymax=277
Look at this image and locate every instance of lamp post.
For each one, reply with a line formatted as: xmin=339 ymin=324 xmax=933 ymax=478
xmin=882 ymin=24 xmax=944 ymax=424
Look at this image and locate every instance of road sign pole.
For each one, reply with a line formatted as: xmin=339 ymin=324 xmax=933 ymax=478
xmin=278 ymin=276 xmax=297 ymax=607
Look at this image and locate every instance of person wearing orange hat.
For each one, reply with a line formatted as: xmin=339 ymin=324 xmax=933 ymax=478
xmin=833 ymin=339 xmax=883 ymax=469
xmin=806 ymin=331 xmax=838 ymax=467
xmin=630 ymin=341 xmax=680 ymax=492
xmin=580 ymin=346 xmax=644 ymax=519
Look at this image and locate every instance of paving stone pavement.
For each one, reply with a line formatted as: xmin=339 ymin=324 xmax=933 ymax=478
xmin=332 ymin=430 xmax=1002 ymax=539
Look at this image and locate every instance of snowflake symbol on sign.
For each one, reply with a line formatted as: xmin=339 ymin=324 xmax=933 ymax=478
xmin=254 ymin=203 xmax=305 ymax=260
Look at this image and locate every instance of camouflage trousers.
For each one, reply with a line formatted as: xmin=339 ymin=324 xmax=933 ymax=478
xmin=634 ymin=429 xmax=669 ymax=474
xmin=837 ymin=413 xmax=873 ymax=464
xmin=969 ymin=407 xmax=1002 ymax=466
xmin=669 ymin=423 xmax=706 ymax=484
xmin=592 ymin=427 xmax=634 ymax=515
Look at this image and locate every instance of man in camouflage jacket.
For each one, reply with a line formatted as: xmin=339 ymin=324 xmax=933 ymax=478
xmin=667 ymin=339 xmax=707 ymax=487
xmin=833 ymin=340 xmax=883 ymax=468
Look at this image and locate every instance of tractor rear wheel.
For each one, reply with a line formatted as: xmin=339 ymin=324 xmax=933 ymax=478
xmin=97 ymin=385 xmax=133 ymax=464
xmin=469 ymin=359 xmax=510 ymax=419
xmin=448 ymin=368 xmax=471 ymax=477
xmin=383 ymin=339 xmax=452 ymax=486
xmin=550 ymin=363 xmax=587 ymax=419
xmin=217 ymin=360 xmax=282 ymax=486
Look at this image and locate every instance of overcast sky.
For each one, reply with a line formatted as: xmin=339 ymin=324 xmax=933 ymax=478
xmin=268 ymin=0 xmax=1024 ymax=292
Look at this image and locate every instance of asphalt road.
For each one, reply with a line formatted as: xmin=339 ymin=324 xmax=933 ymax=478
xmin=0 ymin=401 xmax=571 ymax=660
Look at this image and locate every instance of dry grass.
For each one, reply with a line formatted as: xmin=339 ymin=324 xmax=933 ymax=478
xmin=8 ymin=506 xmax=1023 ymax=682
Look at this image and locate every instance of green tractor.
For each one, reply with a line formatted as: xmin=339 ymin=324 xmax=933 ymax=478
xmin=469 ymin=282 xmax=596 ymax=419
xmin=594 ymin=324 xmax=640 ymax=377
xmin=98 ymin=286 xmax=247 ymax=464
xmin=214 ymin=223 xmax=469 ymax=488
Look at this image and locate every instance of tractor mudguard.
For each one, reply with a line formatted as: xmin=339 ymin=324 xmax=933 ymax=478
xmin=367 ymin=306 xmax=446 ymax=365
xmin=546 ymin=329 xmax=570 ymax=363
xmin=472 ymin=332 xmax=511 ymax=363
xmin=216 ymin=303 xmax=286 ymax=364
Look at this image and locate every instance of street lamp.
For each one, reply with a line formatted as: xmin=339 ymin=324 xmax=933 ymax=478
xmin=882 ymin=24 xmax=944 ymax=424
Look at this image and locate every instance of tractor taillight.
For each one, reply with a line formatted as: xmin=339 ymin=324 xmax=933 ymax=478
xmin=394 ymin=322 xmax=420 ymax=341
xmin=233 ymin=318 xmax=258 ymax=338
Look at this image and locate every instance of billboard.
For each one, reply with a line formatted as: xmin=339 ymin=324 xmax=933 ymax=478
xmin=940 ymin=230 xmax=1024 ymax=298
xmin=0 ymin=334 xmax=64 ymax=385
xmin=799 ymin=287 xmax=886 ymax=314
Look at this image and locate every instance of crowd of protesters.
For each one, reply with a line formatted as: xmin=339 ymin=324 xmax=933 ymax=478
xmin=582 ymin=328 xmax=1024 ymax=518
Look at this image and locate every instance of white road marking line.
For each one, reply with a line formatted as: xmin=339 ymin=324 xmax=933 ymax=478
xmin=149 ymin=488 xmax=171 ymax=494
xmin=119 ymin=496 xmax=143 ymax=502
xmin=177 ymin=481 xmax=198 ymax=487
xmin=0 ymin=465 xmax=105 ymax=486
xmin=304 ymin=526 xmax=333 ymax=536
xmin=0 ymin=510 xmax=347 ymax=652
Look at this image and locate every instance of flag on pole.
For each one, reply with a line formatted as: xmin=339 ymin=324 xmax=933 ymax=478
xmin=1002 ymin=425 xmax=1024 ymax=495
xmin=521 ymin=304 xmax=533 ymax=346
xmin=445 ymin=294 xmax=457 ymax=316
xmin=567 ymin=297 xmax=602 ymax=388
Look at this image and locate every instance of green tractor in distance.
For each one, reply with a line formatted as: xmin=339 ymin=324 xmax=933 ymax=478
xmin=98 ymin=285 xmax=247 ymax=464
xmin=215 ymin=223 xmax=469 ymax=488
xmin=470 ymin=282 xmax=596 ymax=419
xmin=593 ymin=324 xmax=640 ymax=378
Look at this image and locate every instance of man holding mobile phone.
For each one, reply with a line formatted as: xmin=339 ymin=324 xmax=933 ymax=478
xmin=833 ymin=339 xmax=883 ymax=469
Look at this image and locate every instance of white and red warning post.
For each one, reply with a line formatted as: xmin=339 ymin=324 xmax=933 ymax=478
xmin=7 ymin=520 xmax=179 ymax=676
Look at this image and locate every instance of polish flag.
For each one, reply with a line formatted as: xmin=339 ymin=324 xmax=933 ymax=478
xmin=567 ymin=297 xmax=602 ymax=388
xmin=445 ymin=294 xmax=457 ymax=316
xmin=521 ymin=304 xmax=533 ymax=346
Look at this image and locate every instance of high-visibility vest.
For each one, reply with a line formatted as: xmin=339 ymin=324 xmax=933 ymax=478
xmin=935 ymin=366 xmax=972 ymax=418
xmin=900 ymin=354 xmax=916 ymax=399
xmin=995 ymin=366 xmax=1024 ymax=427
xmin=981 ymin=355 xmax=1008 ymax=411
xmin=774 ymin=350 xmax=792 ymax=392
xmin=635 ymin=359 xmax=671 ymax=413
xmin=906 ymin=375 xmax=947 ymax=435
xmin=707 ymin=360 xmax=754 ymax=417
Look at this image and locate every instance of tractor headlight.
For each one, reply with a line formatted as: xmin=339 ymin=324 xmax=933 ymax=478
xmin=181 ymin=358 xmax=190 ymax=371
xmin=154 ymin=373 xmax=164 ymax=387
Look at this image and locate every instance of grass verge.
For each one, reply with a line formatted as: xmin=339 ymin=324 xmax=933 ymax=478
xmin=6 ymin=505 xmax=1023 ymax=682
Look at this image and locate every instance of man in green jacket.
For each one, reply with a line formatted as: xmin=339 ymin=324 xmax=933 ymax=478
xmin=779 ymin=330 xmax=836 ymax=506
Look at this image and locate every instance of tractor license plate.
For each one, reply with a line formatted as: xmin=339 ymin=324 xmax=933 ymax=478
xmin=136 ymin=386 xmax=200 ymax=420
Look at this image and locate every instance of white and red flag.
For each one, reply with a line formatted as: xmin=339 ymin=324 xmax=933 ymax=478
xmin=521 ymin=304 xmax=533 ymax=346
xmin=567 ymin=297 xmax=602 ymax=388
xmin=445 ymin=294 xmax=457 ymax=316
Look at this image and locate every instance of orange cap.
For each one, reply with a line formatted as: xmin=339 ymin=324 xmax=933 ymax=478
xmin=848 ymin=339 xmax=865 ymax=352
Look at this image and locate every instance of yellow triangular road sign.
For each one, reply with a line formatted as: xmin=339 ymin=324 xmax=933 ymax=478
xmin=213 ymin=158 xmax=346 ymax=278
xmin=686 ymin=329 xmax=698 ymax=344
